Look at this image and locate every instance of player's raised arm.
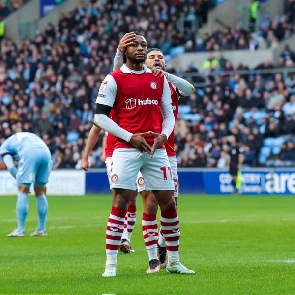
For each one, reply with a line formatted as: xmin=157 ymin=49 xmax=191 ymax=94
xmin=113 ymin=32 xmax=136 ymax=71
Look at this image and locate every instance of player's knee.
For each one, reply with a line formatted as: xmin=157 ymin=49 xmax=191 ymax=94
xmin=130 ymin=190 xmax=138 ymax=205
xmin=144 ymin=202 xmax=158 ymax=214
xmin=113 ymin=188 xmax=133 ymax=209
xmin=18 ymin=185 xmax=30 ymax=193
xmin=34 ymin=183 xmax=46 ymax=196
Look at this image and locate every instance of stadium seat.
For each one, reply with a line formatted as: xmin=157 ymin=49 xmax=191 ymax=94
xmin=272 ymin=146 xmax=281 ymax=155
xmin=263 ymin=137 xmax=275 ymax=147
xmin=178 ymin=105 xmax=191 ymax=114
xmin=258 ymin=146 xmax=271 ymax=164
xmin=66 ymin=131 xmax=79 ymax=145
xmin=180 ymin=113 xmax=201 ymax=122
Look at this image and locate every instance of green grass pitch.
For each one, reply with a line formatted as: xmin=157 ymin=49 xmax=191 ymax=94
xmin=1 ymin=194 xmax=295 ymax=295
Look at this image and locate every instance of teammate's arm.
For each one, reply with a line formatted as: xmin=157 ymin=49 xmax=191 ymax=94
xmin=153 ymin=69 xmax=195 ymax=96
xmin=166 ymin=73 xmax=195 ymax=96
xmin=100 ymin=133 xmax=107 ymax=163
xmin=1 ymin=153 xmax=17 ymax=178
xmin=81 ymin=125 xmax=102 ymax=171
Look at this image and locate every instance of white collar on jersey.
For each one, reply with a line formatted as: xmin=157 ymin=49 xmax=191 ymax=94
xmin=120 ymin=64 xmax=152 ymax=74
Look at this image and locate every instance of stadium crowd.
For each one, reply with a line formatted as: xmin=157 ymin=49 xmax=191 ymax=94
xmin=0 ymin=0 xmax=295 ymax=170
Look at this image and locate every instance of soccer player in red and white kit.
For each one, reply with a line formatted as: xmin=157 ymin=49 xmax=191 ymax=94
xmin=113 ymin=32 xmax=195 ymax=268
xmin=81 ymin=33 xmax=194 ymax=277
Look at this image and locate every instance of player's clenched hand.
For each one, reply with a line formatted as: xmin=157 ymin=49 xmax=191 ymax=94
xmin=118 ymin=32 xmax=136 ymax=53
xmin=81 ymin=157 xmax=90 ymax=171
xmin=152 ymin=68 xmax=168 ymax=78
xmin=129 ymin=133 xmax=152 ymax=154
xmin=150 ymin=132 xmax=168 ymax=158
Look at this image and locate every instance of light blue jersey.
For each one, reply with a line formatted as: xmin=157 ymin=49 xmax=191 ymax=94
xmin=0 ymin=132 xmax=52 ymax=185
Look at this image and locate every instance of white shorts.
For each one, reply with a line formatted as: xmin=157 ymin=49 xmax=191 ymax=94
xmin=136 ymin=171 xmax=146 ymax=192
xmin=169 ymin=156 xmax=179 ymax=198
xmin=110 ymin=148 xmax=174 ymax=191
xmin=136 ymin=156 xmax=179 ymax=197
xmin=105 ymin=156 xmax=113 ymax=190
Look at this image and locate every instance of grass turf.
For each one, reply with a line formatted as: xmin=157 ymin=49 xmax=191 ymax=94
xmin=1 ymin=194 xmax=295 ymax=295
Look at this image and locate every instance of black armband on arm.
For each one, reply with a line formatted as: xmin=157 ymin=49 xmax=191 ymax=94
xmin=95 ymin=104 xmax=112 ymax=116
xmin=176 ymin=88 xmax=186 ymax=98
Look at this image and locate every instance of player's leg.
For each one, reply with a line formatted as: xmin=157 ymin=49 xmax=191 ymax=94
xmin=158 ymin=156 xmax=179 ymax=268
xmin=102 ymin=148 xmax=142 ymax=277
xmin=30 ymin=149 xmax=51 ymax=236
xmin=7 ymin=184 xmax=30 ymax=237
xmin=119 ymin=190 xmax=137 ymax=253
xmin=141 ymin=189 xmax=160 ymax=273
xmin=7 ymin=154 xmax=33 ymax=237
xmin=30 ymin=183 xmax=48 ymax=236
xmin=143 ymin=149 xmax=194 ymax=274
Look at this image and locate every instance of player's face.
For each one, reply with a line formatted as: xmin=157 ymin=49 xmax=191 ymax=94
xmin=126 ymin=35 xmax=147 ymax=64
xmin=146 ymin=50 xmax=166 ymax=70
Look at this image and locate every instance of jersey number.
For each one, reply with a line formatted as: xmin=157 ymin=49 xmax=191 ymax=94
xmin=160 ymin=166 xmax=173 ymax=180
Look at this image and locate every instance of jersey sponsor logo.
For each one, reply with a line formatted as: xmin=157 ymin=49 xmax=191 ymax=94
xmin=111 ymin=174 xmax=118 ymax=183
xmin=138 ymin=98 xmax=158 ymax=106
xmin=125 ymin=98 xmax=158 ymax=109
xmin=98 ymin=94 xmax=106 ymax=98
xmin=150 ymin=82 xmax=157 ymax=89
xmin=137 ymin=176 xmax=145 ymax=186
xmin=125 ymin=98 xmax=137 ymax=109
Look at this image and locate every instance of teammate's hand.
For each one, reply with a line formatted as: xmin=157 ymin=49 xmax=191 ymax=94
xmin=118 ymin=32 xmax=136 ymax=54
xmin=129 ymin=132 xmax=153 ymax=154
xmin=152 ymin=68 xmax=168 ymax=78
xmin=81 ymin=157 xmax=90 ymax=171
xmin=100 ymin=153 xmax=106 ymax=163
xmin=150 ymin=132 xmax=168 ymax=157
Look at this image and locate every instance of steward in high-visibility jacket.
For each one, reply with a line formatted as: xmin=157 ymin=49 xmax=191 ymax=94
xmin=0 ymin=19 xmax=5 ymax=40
xmin=249 ymin=0 xmax=260 ymax=32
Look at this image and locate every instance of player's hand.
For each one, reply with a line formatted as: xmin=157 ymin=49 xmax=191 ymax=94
xmin=129 ymin=132 xmax=153 ymax=154
xmin=118 ymin=32 xmax=136 ymax=54
xmin=81 ymin=157 xmax=90 ymax=171
xmin=150 ymin=132 xmax=167 ymax=157
xmin=100 ymin=153 xmax=106 ymax=163
xmin=0 ymin=162 xmax=7 ymax=170
xmin=152 ymin=68 xmax=168 ymax=78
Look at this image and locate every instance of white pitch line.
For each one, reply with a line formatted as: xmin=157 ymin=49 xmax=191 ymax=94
xmin=0 ymin=216 xmax=105 ymax=223
xmin=48 ymin=223 xmax=104 ymax=229
xmin=266 ymin=259 xmax=295 ymax=263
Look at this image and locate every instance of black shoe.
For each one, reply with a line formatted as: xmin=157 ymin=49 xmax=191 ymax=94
xmin=146 ymin=259 xmax=160 ymax=273
xmin=157 ymin=244 xmax=167 ymax=268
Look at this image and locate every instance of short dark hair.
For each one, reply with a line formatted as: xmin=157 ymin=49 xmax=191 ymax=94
xmin=147 ymin=48 xmax=163 ymax=54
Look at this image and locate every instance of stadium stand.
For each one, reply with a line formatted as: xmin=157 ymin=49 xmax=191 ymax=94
xmin=0 ymin=0 xmax=294 ymax=170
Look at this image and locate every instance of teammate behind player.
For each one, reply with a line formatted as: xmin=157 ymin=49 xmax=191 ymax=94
xmin=82 ymin=33 xmax=195 ymax=276
xmin=0 ymin=132 xmax=52 ymax=237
